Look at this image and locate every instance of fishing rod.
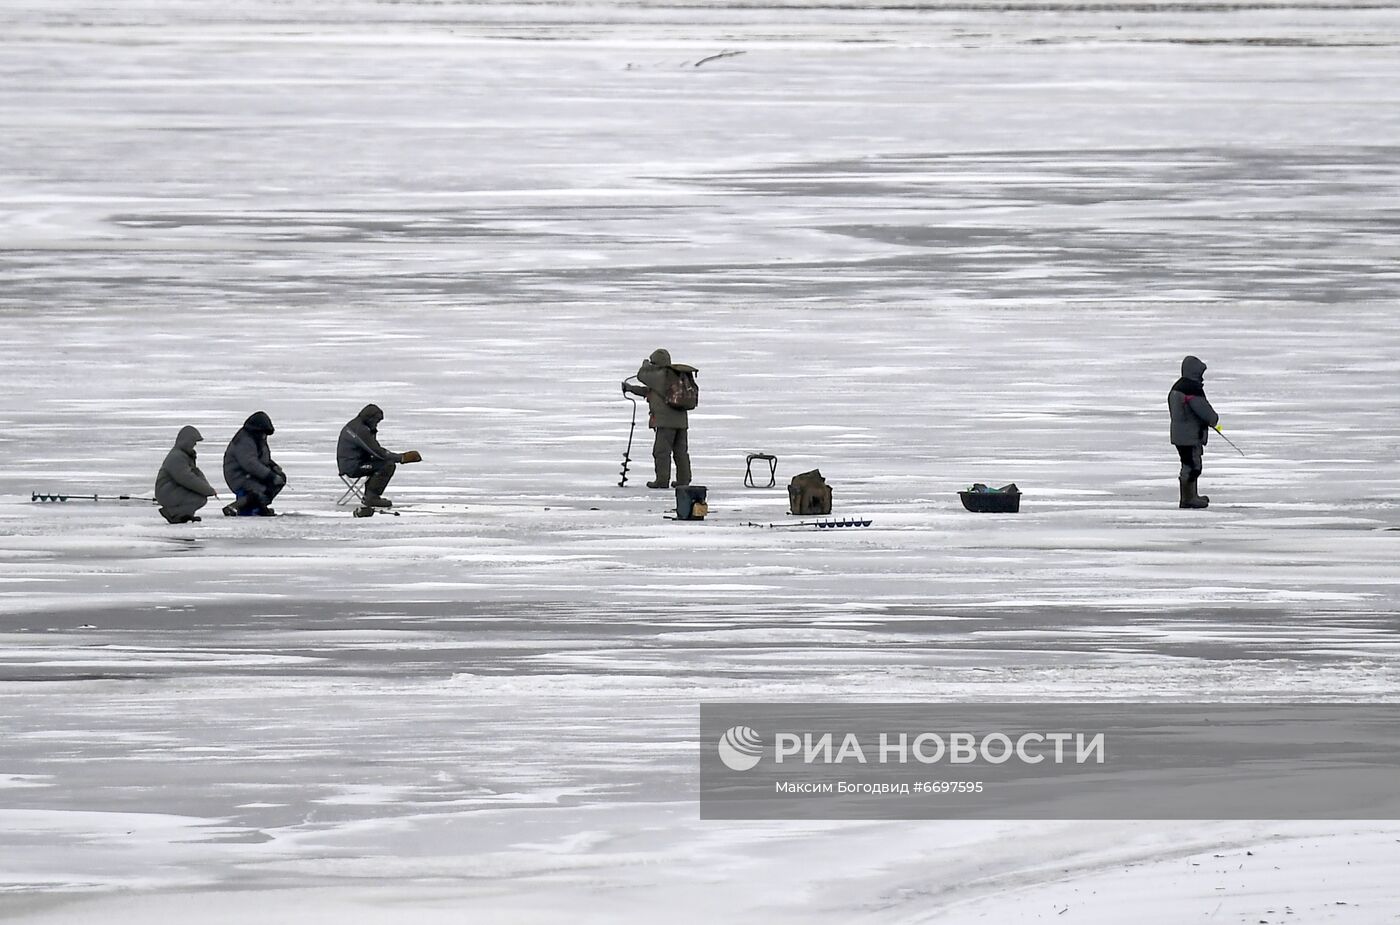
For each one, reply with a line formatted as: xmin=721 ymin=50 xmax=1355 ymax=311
xmin=1213 ymin=425 xmax=1246 ymax=457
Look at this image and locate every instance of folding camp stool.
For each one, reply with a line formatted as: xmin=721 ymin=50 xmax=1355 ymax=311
xmin=337 ymin=474 xmax=367 ymax=507
xmin=744 ymin=453 xmax=778 ymax=488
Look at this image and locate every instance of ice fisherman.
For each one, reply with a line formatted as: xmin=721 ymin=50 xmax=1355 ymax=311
xmin=337 ymin=404 xmax=421 ymax=509
xmin=154 ymin=425 xmax=218 ymax=523
xmin=1167 ymin=355 xmax=1220 ymax=510
xmin=622 ymin=348 xmax=697 ymax=489
xmin=222 ymin=411 xmax=285 ymax=516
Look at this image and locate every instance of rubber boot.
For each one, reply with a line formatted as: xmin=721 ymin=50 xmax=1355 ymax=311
xmin=223 ymin=492 xmax=260 ymax=516
xmin=239 ymin=486 xmax=278 ymax=516
xmin=1179 ymin=478 xmax=1209 ymax=509
xmin=649 ymin=459 xmax=671 ymax=490
xmin=672 ymin=431 xmax=691 ymax=488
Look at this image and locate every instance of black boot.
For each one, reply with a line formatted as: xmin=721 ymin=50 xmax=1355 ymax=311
xmin=223 ymin=493 xmax=259 ymax=516
xmin=363 ymin=464 xmax=395 ymax=507
xmin=650 ymin=453 xmax=671 ymax=492
xmin=1179 ymin=478 xmax=1209 ymax=509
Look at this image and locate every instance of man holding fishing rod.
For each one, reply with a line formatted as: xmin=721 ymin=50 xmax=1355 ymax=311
xmin=1168 ymin=354 xmax=1240 ymax=510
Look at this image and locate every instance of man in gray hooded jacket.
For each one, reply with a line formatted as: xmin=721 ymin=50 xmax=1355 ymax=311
xmin=337 ymin=404 xmax=420 ymax=509
xmin=155 ymin=425 xmax=218 ymax=523
xmin=222 ymin=411 xmax=285 ymax=516
xmin=622 ymin=348 xmax=694 ymax=489
xmin=1167 ymin=355 xmax=1220 ymax=509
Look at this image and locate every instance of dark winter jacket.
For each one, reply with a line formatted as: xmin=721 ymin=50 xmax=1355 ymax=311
xmin=1168 ymin=355 xmax=1219 ymax=446
xmin=337 ymin=404 xmax=403 ymax=475
xmin=624 ymin=348 xmax=689 ymax=430
xmin=223 ymin=411 xmax=282 ymax=493
xmin=155 ymin=425 xmax=217 ymax=516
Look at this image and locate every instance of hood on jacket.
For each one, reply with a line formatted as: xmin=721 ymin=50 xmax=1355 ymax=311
xmin=1181 ymin=355 xmax=1207 ymax=381
xmin=649 ymin=348 xmax=672 ymax=367
xmin=243 ymin=411 xmax=275 ymax=436
xmin=175 ymin=425 xmax=203 ymax=452
xmin=357 ymin=404 xmax=384 ymax=427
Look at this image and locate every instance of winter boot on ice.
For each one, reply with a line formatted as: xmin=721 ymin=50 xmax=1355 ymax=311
xmin=223 ymin=493 xmax=260 ymax=516
xmin=1179 ymin=478 xmax=1209 ymax=509
xmin=645 ymin=480 xmax=668 ymax=489
xmin=363 ymin=466 xmax=394 ymax=508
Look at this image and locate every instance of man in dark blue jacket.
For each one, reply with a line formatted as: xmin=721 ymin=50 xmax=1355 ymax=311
xmin=1167 ymin=355 xmax=1220 ymax=509
xmin=222 ymin=411 xmax=285 ymax=516
xmin=337 ymin=404 xmax=420 ymax=509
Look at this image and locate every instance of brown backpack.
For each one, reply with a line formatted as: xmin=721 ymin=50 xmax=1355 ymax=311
xmin=663 ymin=364 xmax=700 ymax=411
xmin=788 ymin=469 xmax=832 ymax=516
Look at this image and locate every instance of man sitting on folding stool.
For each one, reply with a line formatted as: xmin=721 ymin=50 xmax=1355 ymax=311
xmin=337 ymin=404 xmax=421 ymax=509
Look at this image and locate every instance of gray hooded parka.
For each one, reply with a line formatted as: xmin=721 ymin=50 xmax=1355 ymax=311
xmin=155 ymin=425 xmax=217 ymax=517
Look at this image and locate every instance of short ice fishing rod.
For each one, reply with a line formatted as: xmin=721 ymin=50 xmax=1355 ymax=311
xmin=1213 ymin=425 xmax=1246 ymax=457
xmin=32 ymin=492 xmax=157 ymax=503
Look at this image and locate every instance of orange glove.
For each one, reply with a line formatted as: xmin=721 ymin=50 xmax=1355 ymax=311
xmin=401 ymin=450 xmax=422 ymax=464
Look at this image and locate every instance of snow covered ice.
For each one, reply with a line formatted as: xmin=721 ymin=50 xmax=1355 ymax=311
xmin=3 ymin=0 xmax=1400 ymax=921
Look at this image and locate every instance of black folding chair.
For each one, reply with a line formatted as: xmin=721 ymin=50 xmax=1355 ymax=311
xmin=745 ymin=453 xmax=778 ymax=488
xmin=337 ymin=474 xmax=367 ymax=507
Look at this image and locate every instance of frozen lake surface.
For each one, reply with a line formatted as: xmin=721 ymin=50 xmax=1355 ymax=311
xmin=3 ymin=1 xmax=1400 ymax=921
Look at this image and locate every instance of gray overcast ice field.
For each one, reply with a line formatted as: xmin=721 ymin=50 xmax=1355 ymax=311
xmin=3 ymin=1 xmax=1400 ymax=922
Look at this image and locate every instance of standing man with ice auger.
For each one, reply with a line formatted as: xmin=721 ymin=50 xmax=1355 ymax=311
xmin=1168 ymin=355 xmax=1220 ymax=509
xmin=222 ymin=411 xmax=285 ymax=516
xmin=154 ymin=425 xmax=218 ymax=523
xmin=621 ymin=348 xmax=698 ymax=489
xmin=337 ymin=403 xmax=421 ymax=509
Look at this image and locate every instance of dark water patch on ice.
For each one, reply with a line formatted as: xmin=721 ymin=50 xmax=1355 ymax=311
xmin=684 ymin=145 xmax=1400 ymax=200
xmin=1145 ymin=35 xmax=1400 ymax=46
xmin=4 ymin=599 xmax=1395 ymax=686
xmin=108 ymin=211 xmax=573 ymax=244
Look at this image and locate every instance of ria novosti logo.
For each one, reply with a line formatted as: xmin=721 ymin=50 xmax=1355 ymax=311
xmin=716 ymin=724 xmax=1106 ymax=772
xmin=717 ymin=725 xmax=764 ymax=771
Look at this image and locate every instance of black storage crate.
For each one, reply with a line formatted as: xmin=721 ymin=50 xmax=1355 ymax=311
xmin=958 ymin=484 xmax=1021 ymax=513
